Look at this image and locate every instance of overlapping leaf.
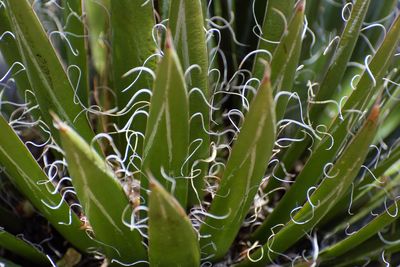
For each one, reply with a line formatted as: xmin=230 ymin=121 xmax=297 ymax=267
xmin=148 ymin=180 xmax=200 ymax=266
xmin=200 ymin=68 xmax=276 ymax=260
xmin=141 ymin=36 xmax=190 ymax=208
xmin=0 ymin=115 xmax=93 ymax=252
xmin=58 ymin=120 xmax=147 ymax=263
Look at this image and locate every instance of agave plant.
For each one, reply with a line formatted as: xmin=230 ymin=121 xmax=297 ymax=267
xmin=0 ymin=0 xmax=400 ymax=266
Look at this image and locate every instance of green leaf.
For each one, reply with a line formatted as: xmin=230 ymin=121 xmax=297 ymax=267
xmin=320 ymin=142 xmax=400 ymax=228
xmin=342 ymin=13 xmax=400 ymax=114
xmin=148 ymin=180 xmax=200 ymax=266
xmin=62 ymin=0 xmax=90 ymax=106
xmin=3 ymin=0 xmax=96 ymax=146
xmin=269 ymin=0 xmax=305 ymax=120
xmin=252 ymin=115 xmax=350 ymax=242
xmin=0 ymin=8 xmax=40 ymax=119
xmin=309 ymin=0 xmax=372 ymax=123
xmin=0 ymin=228 xmax=48 ymax=265
xmin=0 ymin=115 xmax=94 ymax=252
xmin=319 ymin=197 xmax=400 ymax=260
xmin=252 ymin=0 xmax=296 ymax=81
xmin=57 ymin=120 xmax=147 ymax=264
xmin=263 ymin=0 xmax=372 ymax=195
xmin=325 ymin=172 xmax=400 ymax=238
xmin=253 ymin=11 xmax=400 ymax=243
xmin=169 ymin=0 xmax=210 ymax=205
xmin=84 ymin=0 xmax=109 ymax=77
xmin=141 ymin=36 xmax=190 ymax=208
xmin=110 ymin=0 xmax=156 ymax=162
xmin=242 ymin=106 xmax=379 ymax=266
xmin=200 ymin=68 xmax=276 ymax=260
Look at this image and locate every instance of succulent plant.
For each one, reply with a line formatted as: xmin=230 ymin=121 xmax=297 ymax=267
xmin=0 ymin=0 xmax=400 ymax=266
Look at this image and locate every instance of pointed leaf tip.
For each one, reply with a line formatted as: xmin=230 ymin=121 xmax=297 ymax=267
xmin=296 ymin=0 xmax=306 ymax=12
xmin=368 ymin=104 xmax=380 ymax=122
xmin=50 ymin=112 xmax=67 ymax=132
xmin=165 ymin=29 xmax=173 ymax=49
xmin=262 ymin=68 xmax=271 ymax=84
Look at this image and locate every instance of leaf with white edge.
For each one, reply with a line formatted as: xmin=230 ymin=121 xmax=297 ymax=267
xmin=319 ymin=197 xmax=400 ymax=261
xmin=0 ymin=115 xmax=94 ymax=252
xmin=242 ymin=105 xmax=379 ymax=267
xmin=84 ymin=0 xmax=109 ymax=76
xmin=309 ymin=0 xmax=372 ymax=123
xmin=57 ymin=120 xmax=147 ymax=264
xmin=269 ymin=0 xmax=305 ymax=120
xmin=63 ymin=0 xmax=90 ymax=106
xmin=148 ymin=180 xmax=200 ymax=267
xmin=141 ymin=35 xmax=190 ymax=208
xmin=252 ymin=0 xmax=296 ymax=81
xmin=169 ymin=0 xmax=210 ymax=205
xmin=4 ymin=0 xmax=96 ymax=145
xmin=110 ymin=0 xmax=156 ymax=160
xmin=253 ymin=13 xmax=400 ymax=239
xmin=200 ymin=68 xmax=276 ymax=260
xmin=0 ymin=9 xmax=38 ymax=118
xmin=342 ymin=13 xmax=400 ymax=114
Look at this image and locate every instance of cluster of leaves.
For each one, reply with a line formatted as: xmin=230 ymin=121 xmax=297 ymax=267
xmin=0 ymin=0 xmax=399 ymax=266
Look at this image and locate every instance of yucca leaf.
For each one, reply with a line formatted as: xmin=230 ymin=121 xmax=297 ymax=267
xmin=253 ymin=115 xmax=350 ymax=242
xmin=325 ymin=172 xmax=400 ymax=238
xmin=328 ymin=226 xmax=400 ymax=267
xmin=376 ymin=104 xmax=400 ymax=143
xmin=319 ymin=197 xmax=400 ymax=261
xmin=352 ymin=0 xmax=398 ymax=62
xmin=270 ymin=0 xmax=304 ymax=120
xmin=148 ymin=180 xmax=200 ymax=266
xmin=141 ymin=35 xmax=190 ymax=207
xmin=265 ymin=0 xmax=372 ymax=195
xmin=200 ymin=68 xmax=276 ymax=260
xmin=342 ymin=13 xmax=400 ymax=114
xmin=110 ymin=0 xmax=156 ymax=163
xmin=169 ymin=0 xmax=210 ymax=205
xmin=0 ymin=8 xmax=40 ymax=119
xmin=309 ymin=0 xmax=371 ymax=123
xmin=0 ymin=228 xmax=48 ymax=265
xmin=3 ymin=0 xmax=96 ymax=145
xmin=0 ymin=115 xmax=94 ymax=252
xmin=252 ymin=0 xmax=296 ymax=81
xmin=57 ymin=120 xmax=147 ymax=264
xmin=158 ymin=0 xmax=170 ymax=21
xmin=62 ymin=0 xmax=90 ymax=106
xmin=243 ymin=105 xmax=379 ymax=266
xmin=84 ymin=0 xmax=109 ymax=77
xmin=254 ymin=11 xmax=400 ymax=242
xmin=322 ymin=140 xmax=400 ymax=225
